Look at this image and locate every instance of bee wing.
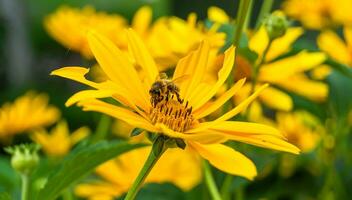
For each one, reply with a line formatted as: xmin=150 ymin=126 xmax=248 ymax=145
xmin=172 ymin=74 xmax=191 ymax=84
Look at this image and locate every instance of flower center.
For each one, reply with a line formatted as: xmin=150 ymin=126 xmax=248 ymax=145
xmin=149 ymin=97 xmax=193 ymax=132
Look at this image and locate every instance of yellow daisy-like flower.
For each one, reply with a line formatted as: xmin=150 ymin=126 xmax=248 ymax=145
xmin=45 ymin=6 xmax=127 ymax=58
xmin=75 ymin=146 xmax=201 ymax=199
xmin=51 ymin=29 xmax=299 ymax=180
xmin=317 ymin=26 xmax=352 ymax=66
xmin=276 ymin=111 xmax=322 ymax=153
xmin=31 ymin=120 xmax=90 ymax=157
xmin=235 ymin=26 xmax=328 ymax=111
xmin=0 ymin=92 xmax=60 ymax=140
xmin=282 ymin=0 xmax=352 ymax=29
xmin=45 ymin=6 xmax=225 ymax=69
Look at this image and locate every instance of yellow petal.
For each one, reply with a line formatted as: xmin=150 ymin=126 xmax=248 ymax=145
xmin=193 ymin=78 xmax=246 ymax=119
xmin=126 ymin=29 xmax=158 ymax=87
xmin=210 ymin=121 xmax=285 ymax=139
xmin=78 ymin=99 xmax=157 ymax=132
xmin=179 ymin=41 xmax=210 ymax=101
xmin=131 ymin=6 xmax=152 ymax=36
xmin=190 ymin=46 xmax=236 ymax=110
xmin=225 ymin=133 xmax=300 ymax=154
xmin=51 ymin=67 xmax=98 ymax=88
xmin=249 ymin=26 xmax=269 ymax=59
xmin=74 ymin=182 xmax=121 ymax=198
xmin=259 ymin=51 xmax=326 ymax=82
xmin=65 ymin=89 xmax=117 ymax=107
xmin=189 ymin=142 xmax=257 ymax=180
xmin=317 ymin=30 xmax=351 ymax=64
xmin=259 ymin=86 xmax=293 ymax=111
xmin=87 ymin=31 xmax=149 ymax=110
xmin=156 ymin=123 xmax=227 ymax=144
xmin=207 ymin=6 xmax=230 ymax=23
xmin=70 ymin=126 xmax=90 ymax=145
xmin=266 ymin=27 xmax=304 ymax=61
xmin=275 ymin=74 xmax=328 ymax=102
xmin=188 ymin=84 xmax=268 ymax=133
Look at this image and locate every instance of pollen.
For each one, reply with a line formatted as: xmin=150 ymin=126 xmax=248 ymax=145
xmin=149 ymin=98 xmax=193 ymax=132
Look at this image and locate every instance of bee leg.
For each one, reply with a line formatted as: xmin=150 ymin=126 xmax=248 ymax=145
xmin=175 ymin=92 xmax=183 ymax=104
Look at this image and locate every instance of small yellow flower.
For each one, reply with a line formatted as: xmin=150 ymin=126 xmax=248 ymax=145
xmin=51 ymin=29 xmax=299 ymax=180
xmin=75 ymin=146 xmax=201 ymax=199
xmin=276 ymin=111 xmax=322 ymax=153
xmin=31 ymin=121 xmax=90 ymax=157
xmin=44 ymin=6 xmax=127 ymax=58
xmin=235 ymin=25 xmax=328 ymax=111
xmin=0 ymin=92 xmax=60 ymax=140
xmin=283 ymin=0 xmax=352 ymax=29
xmin=317 ymin=26 xmax=352 ymax=66
xmin=45 ymin=6 xmax=225 ymax=69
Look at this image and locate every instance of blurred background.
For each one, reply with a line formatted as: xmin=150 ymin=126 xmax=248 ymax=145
xmin=0 ymin=0 xmax=351 ymax=199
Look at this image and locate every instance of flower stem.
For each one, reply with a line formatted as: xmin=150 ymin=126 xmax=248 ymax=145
xmin=233 ymin=0 xmax=253 ymax=47
xmin=255 ymin=0 xmax=274 ymax=29
xmin=203 ymin=160 xmax=222 ymax=200
xmin=21 ymin=174 xmax=30 ymax=200
xmin=124 ymin=136 xmax=168 ymax=200
xmin=220 ymin=175 xmax=233 ymax=200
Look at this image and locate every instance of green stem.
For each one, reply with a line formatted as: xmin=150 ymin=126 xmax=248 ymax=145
xmin=255 ymin=0 xmax=274 ymax=29
xmin=243 ymin=0 xmax=254 ymax=30
xmin=227 ymin=0 xmax=253 ymax=111
xmin=203 ymin=160 xmax=222 ymax=200
xmin=220 ymin=175 xmax=233 ymax=200
xmin=124 ymin=137 xmax=168 ymax=200
xmin=91 ymin=114 xmax=112 ymax=143
xmin=21 ymin=174 xmax=30 ymax=200
xmin=233 ymin=0 xmax=253 ymax=47
xmin=250 ymin=39 xmax=273 ymax=95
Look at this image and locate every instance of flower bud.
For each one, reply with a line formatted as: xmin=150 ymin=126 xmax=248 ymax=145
xmin=263 ymin=11 xmax=289 ymax=40
xmin=5 ymin=144 xmax=40 ymax=175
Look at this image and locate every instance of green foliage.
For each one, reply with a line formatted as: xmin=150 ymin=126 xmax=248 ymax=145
xmin=36 ymin=140 xmax=147 ymax=200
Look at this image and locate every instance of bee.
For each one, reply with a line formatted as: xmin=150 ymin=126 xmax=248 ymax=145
xmin=149 ymin=73 xmax=188 ymax=107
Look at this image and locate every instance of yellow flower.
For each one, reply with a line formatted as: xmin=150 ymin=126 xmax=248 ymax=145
xmin=282 ymin=0 xmax=352 ymax=29
xmin=0 ymin=92 xmax=60 ymax=140
xmin=45 ymin=6 xmax=225 ymax=69
xmin=235 ymin=25 xmax=328 ymax=111
xmin=44 ymin=6 xmax=127 ymax=58
xmin=317 ymin=26 xmax=352 ymax=66
xmin=276 ymin=111 xmax=322 ymax=153
xmin=75 ymin=146 xmax=201 ymax=199
xmin=31 ymin=121 xmax=90 ymax=157
xmin=51 ymin=29 xmax=299 ymax=180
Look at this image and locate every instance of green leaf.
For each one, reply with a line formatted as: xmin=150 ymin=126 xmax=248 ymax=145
xmin=36 ymin=140 xmax=147 ymax=200
xmin=0 ymin=192 xmax=11 ymax=200
xmin=327 ymin=71 xmax=352 ymax=118
xmin=130 ymin=128 xmax=144 ymax=137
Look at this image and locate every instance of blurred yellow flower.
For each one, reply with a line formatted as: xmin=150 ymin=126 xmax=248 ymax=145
xmin=75 ymin=146 xmax=201 ymax=199
xmin=235 ymin=25 xmax=328 ymax=111
xmin=31 ymin=121 xmax=90 ymax=157
xmin=276 ymin=111 xmax=322 ymax=153
xmin=45 ymin=6 xmax=225 ymax=69
xmin=45 ymin=6 xmax=126 ymax=58
xmin=317 ymin=27 xmax=352 ymax=66
xmin=0 ymin=92 xmax=60 ymax=141
xmin=283 ymin=0 xmax=352 ymax=29
xmin=52 ymin=29 xmax=299 ymax=180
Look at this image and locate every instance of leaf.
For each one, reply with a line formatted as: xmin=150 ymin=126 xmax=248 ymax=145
xmin=327 ymin=71 xmax=352 ymax=118
xmin=130 ymin=128 xmax=144 ymax=137
xmin=36 ymin=140 xmax=147 ymax=200
xmin=0 ymin=192 xmax=11 ymax=200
